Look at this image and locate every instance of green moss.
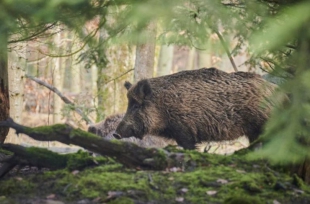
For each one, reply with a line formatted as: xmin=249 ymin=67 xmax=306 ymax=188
xmin=0 ymin=148 xmax=13 ymax=155
xmin=264 ymin=172 xmax=277 ymax=186
xmin=70 ymin=128 xmax=101 ymax=139
xmin=1 ymin=149 xmax=310 ymax=203
xmin=66 ymin=150 xmax=110 ymax=171
xmin=150 ymin=148 xmax=168 ymax=168
xmin=26 ymin=124 xmax=66 ymax=135
xmin=109 ymin=138 xmax=124 ymax=145
xmin=26 ymin=147 xmax=68 ymax=169
xmin=292 ymin=174 xmax=307 ymax=190
xmin=224 ymin=194 xmax=263 ymax=204
xmin=0 ymin=177 xmax=36 ymax=195
xmin=109 ymin=197 xmax=135 ymax=204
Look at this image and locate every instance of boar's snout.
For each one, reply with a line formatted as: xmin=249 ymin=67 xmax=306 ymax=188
xmin=113 ymin=133 xmax=122 ymax=139
xmin=115 ymin=120 xmax=137 ymax=139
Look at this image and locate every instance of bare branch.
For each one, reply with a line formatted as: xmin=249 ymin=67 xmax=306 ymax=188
xmin=214 ymin=30 xmax=238 ymax=72
xmin=25 ymin=74 xmax=94 ymax=125
xmin=105 ymin=69 xmax=134 ymax=84
xmin=38 ymin=26 xmax=101 ymax=58
xmin=8 ymin=23 xmax=57 ymax=44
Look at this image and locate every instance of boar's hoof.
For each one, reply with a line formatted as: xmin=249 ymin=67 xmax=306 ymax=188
xmin=113 ymin=133 xmax=122 ymax=139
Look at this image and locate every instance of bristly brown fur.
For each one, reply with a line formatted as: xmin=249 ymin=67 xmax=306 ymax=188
xmin=115 ymin=67 xmax=277 ymax=150
xmin=87 ymin=114 xmax=176 ymax=148
xmin=88 ymin=114 xmax=125 ymax=137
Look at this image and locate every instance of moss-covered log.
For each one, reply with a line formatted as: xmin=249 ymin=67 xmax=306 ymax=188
xmin=0 ymin=118 xmax=184 ymax=170
xmin=0 ymin=143 xmax=110 ymax=178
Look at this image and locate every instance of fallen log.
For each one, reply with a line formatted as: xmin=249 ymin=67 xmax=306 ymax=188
xmin=0 ymin=118 xmax=185 ymax=171
xmin=0 ymin=142 xmax=110 ymax=178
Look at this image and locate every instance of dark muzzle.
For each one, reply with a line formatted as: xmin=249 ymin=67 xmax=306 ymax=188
xmin=113 ymin=133 xmax=122 ymax=139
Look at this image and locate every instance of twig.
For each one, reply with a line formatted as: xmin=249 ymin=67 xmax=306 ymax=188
xmin=8 ymin=23 xmax=57 ymax=44
xmin=38 ymin=26 xmax=100 ymax=58
xmin=25 ymin=74 xmax=94 ymax=125
xmin=214 ymin=30 xmax=238 ymax=72
xmin=105 ymin=69 xmax=134 ymax=84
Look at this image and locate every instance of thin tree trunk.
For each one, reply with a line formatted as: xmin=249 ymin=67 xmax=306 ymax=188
xmin=186 ymin=47 xmax=196 ymax=70
xmin=91 ymin=64 xmax=98 ymax=110
xmin=0 ymin=32 xmax=9 ymax=144
xmin=157 ymin=45 xmax=174 ymax=76
xmin=134 ymin=22 xmax=156 ymax=82
xmin=96 ymin=21 xmax=108 ymax=122
xmin=198 ymin=50 xmax=212 ymax=69
xmin=71 ymin=33 xmax=81 ymax=94
xmin=53 ymin=30 xmax=63 ymax=124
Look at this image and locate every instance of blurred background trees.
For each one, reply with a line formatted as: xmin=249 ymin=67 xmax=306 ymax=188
xmin=0 ymin=0 xmax=309 ymax=171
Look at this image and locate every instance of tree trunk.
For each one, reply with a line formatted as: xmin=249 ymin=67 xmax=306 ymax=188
xmin=53 ymin=30 xmax=64 ymax=124
xmin=71 ymin=33 xmax=81 ymax=94
xmin=0 ymin=33 xmax=9 ymax=144
xmin=157 ymin=45 xmax=174 ymax=76
xmin=134 ymin=22 xmax=156 ymax=82
xmin=6 ymin=41 xmax=26 ymax=144
xmin=91 ymin=64 xmax=98 ymax=111
xmin=96 ymin=21 xmax=108 ymax=122
xmin=186 ymin=47 xmax=196 ymax=70
xmin=198 ymin=50 xmax=212 ymax=69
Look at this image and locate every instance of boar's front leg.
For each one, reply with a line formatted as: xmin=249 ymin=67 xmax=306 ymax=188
xmin=173 ymin=134 xmax=197 ymax=150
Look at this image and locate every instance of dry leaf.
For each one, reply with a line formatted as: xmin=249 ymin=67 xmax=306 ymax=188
xmin=46 ymin=194 xmax=56 ymax=199
xmin=236 ymin=169 xmax=246 ymax=173
xmin=175 ymin=197 xmax=184 ymax=202
xmin=15 ymin=177 xmax=23 ymax=181
xmin=71 ymin=170 xmax=79 ymax=175
xmin=206 ymin=190 xmax=217 ymax=195
xmin=216 ymin=179 xmax=228 ymax=184
xmin=180 ymin=188 xmax=188 ymax=193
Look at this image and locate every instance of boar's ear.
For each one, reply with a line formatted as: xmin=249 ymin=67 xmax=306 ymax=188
xmin=136 ymin=79 xmax=152 ymax=100
xmin=124 ymin=81 xmax=132 ymax=90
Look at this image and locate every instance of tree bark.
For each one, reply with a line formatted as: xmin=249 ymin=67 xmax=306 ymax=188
xmin=71 ymin=32 xmax=81 ymax=94
xmin=186 ymin=47 xmax=196 ymax=71
xmin=134 ymin=22 xmax=156 ymax=82
xmin=53 ymin=29 xmax=64 ymax=124
xmin=96 ymin=20 xmax=109 ymax=122
xmin=6 ymin=41 xmax=26 ymax=144
xmin=0 ymin=33 xmax=9 ymax=144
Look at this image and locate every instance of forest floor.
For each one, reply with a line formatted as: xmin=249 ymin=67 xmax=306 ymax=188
xmin=1 ymin=146 xmax=310 ymax=204
xmin=1 ymin=113 xmax=310 ymax=203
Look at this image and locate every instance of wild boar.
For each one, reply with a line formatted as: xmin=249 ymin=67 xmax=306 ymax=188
xmin=114 ymin=67 xmax=276 ymax=149
xmin=87 ymin=114 xmax=176 ymax=148
xmin=88 ymin=114 xmax=125 ymax=138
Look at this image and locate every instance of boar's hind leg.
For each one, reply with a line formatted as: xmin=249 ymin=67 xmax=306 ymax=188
xmin=241 ymin=108 xmax=268 ymax=143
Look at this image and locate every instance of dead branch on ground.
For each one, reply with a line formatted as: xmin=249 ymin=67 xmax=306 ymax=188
xmin=0 ymin=118 xmax=186 ymax=171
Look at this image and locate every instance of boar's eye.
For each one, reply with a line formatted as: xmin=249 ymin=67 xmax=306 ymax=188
xmin=129 ymin=99 xmax=141 ymax=111
xmin=132 ymin=103 xmax=140 ymax=110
